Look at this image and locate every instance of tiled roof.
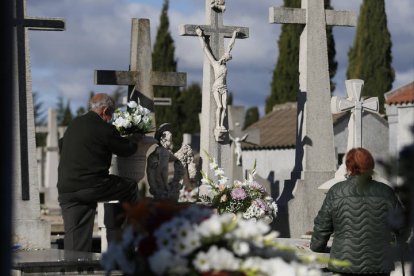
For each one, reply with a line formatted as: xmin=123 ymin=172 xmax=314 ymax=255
xmin=243 ymin=102 xmax=346 ymax=150
xmin=385 ymin=81 xmax=414 ymax=105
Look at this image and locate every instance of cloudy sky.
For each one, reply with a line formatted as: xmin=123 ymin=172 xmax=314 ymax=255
xmin=28 ymin=0 xmax=414 ymax=117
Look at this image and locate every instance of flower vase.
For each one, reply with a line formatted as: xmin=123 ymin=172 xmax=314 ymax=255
xmin=110 ymin=134 xmax=158 ymax=195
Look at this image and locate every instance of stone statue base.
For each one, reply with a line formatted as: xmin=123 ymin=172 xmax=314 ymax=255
xmin=214 ymin=128 xmax=228 ymax=142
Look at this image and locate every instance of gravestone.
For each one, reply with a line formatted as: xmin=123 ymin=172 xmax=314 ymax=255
xmin=180 ymin=0 xmax=248 ymax=178
xmin=12 ymin=0 xmax=64 ymax=248
xmin=95 ymin=18 xmax=187 ymax=251
xmin=43 ymin=108 xmax=60 ymax=210
xmin=319 ymin=79 xmax=388 ymax=191
xmin=269 ymin=0 xmax=356 ymax=237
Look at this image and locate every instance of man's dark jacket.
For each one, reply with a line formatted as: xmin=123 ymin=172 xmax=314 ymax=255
xmin=58 ymin=111 xmax=137 ymax=193
xmin=310 ymin=175 xmax=402 ymax=274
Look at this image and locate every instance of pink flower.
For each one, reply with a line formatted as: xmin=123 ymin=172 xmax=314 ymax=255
xmin=253 ymin=199 xmax=269 ymax=211
xmin=250 ymin=181 xmax=266 ymax=193
xmin=230 ymin=188 xmax=247 ymax=200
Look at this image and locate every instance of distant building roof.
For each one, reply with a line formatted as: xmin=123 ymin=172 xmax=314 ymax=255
xmin=243 ymin=102 xmax=346 ymax=150
xmin=385 ymin=81 xmax=414 ymax=105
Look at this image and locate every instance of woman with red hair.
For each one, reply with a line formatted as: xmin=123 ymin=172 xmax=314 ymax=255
xmin=310 ymin=148 xmax=405 ymax=276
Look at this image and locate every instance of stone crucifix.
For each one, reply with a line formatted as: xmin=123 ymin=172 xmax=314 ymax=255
xmin=15 ymin=0 xmax=65 ymax=201
xmin=180 ymin=0 xmax=248 ymax=176
xmin=95 ymin=18 xmax=186 ymax=122
xmin=269 ymin=1 xmax=357 ymax=238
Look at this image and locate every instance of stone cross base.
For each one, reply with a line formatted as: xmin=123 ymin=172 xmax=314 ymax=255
xmin=13 ymin=219 xmax=51 ymax=249
xmin=288 ymin=171 xmax=334 ymax=238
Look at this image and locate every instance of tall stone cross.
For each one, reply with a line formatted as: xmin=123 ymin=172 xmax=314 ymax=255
xmin=179 ymin=0 xmax=249 ymax=175
xmin=269 ymin=1 xmax=357 ymax=238
xmin=270 ymin=0 xmax=356 ymax=175
xmin=15 ymin=0 xmax=65 ymax=201
xmin=319 ymin=79 xmax=381 ymax=191
xmin=12 ymin=0 xmax=64 ymax=248
xmin=95 ymin=18 xmax=186 ymax=121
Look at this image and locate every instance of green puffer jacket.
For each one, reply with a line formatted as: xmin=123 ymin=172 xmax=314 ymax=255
xmin=310 ymin=175 xmax=400 ymax=274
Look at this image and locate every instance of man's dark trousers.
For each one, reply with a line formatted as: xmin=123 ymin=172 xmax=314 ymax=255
xmin=59 ymin=175 xmax=138 ymax=252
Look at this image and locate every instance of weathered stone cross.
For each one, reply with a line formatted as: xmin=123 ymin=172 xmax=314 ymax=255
xmin=332 ymin=79 xmax=379 ymax=149
xmin=95 ymin=18 xmax=186 ymax=120
xmin=15 ymin=0 xmax=65 ymax=200
xmin=269 ymin=0 xmax=357 ymax=238
xmin=179 ymin=0 xmax=248 ymax=175
xmin=269 ymin=0 xmax=356 ymax=174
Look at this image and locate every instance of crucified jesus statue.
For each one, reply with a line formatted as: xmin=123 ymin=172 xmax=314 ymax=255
xmin=196 ymin=26 xmax=239 ymax=136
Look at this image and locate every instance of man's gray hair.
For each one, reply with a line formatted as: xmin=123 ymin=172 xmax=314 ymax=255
xmin=89 ymin=94 xmax=115 ymax=111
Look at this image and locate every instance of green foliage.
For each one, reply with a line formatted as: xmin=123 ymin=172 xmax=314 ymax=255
xmin=33 ymin=92 xmax=46 ymax=125
xmin=111 ymin=86 xmax=127 ymax=109
xmin=266 ymin=0 xmax=337 ymax=113
xmin=243 ymin=106 xmax=259 ymax=129
xmin=177 ymin=83 xmax=202 ymax=135
xmin=152 ymin=0 xmax=202 ymax=149
xmin=56 ymin=96 xmax=73 ymax=126
xmin=152 ymin=0 xmax=182 ymax=148
xmin=346 ymin=0 xmax=394 ymax=114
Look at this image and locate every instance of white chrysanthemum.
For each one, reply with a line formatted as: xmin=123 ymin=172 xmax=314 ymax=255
xmin=228 ymin=218 xmax=270 ymax=240
xmin=232 ymin=241 xmax=250 ymax=256
xmin=174 ymin=231 xmax=201 ymax=256
xmin=199 ymin=246 xmax=240 ymax=272
xmin=209 ymin=160 xmax=218 ymax=170
xmin=197 ymin=214 xmax=223 ymax=237
xmin=127 ymin=101 xmax=138 ymax=108
xmin=193 ymin=251 xmax=211 ymax=272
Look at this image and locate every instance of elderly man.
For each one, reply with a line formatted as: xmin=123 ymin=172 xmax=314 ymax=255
xmin=58 ymin=93 xmax=139 ymax=252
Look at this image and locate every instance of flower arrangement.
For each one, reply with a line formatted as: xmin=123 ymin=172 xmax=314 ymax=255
xmin=199 ymin=151 xmax=278 ymax=223
xmin=101 ymin=200 xmax=325 ymax=276
xmin=112 ymin=99 xmax=153 ymax=136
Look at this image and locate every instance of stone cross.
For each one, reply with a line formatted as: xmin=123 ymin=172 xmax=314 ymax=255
xmin=95 ymin=18 xmax=186 ymax=122
xmin=44 ymin=108 xmax=60 ymax=210
xmin=179 ymin=0 xmax=248 ymax=176
xmin=12 ymin=0 xmax=64 ymax=248
xmin=319 ymin=79 xmax=385 ymax=191
xmin=15 ymin=0 xmax=65 ymax=201
xmin=331 ymin=79 xmax=379 ymax=148
xmin=269 ymin=0 xmax=357 ymax=238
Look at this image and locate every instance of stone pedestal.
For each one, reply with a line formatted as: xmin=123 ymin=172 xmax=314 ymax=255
xmin=288 ymin=171 xmax=334 ymax=238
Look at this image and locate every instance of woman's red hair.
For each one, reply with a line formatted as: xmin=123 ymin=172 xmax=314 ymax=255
xmin=345 ymin=147 xmax=375 ymax=176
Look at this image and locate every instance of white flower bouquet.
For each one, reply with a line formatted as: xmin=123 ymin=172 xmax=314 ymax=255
xmin=101 ymin=200 xmax=326 ymax=276
xmin=112 ymin=100 xmax=153 ymax=136
xmin=198 ymin=151 xmax=278 ymax=223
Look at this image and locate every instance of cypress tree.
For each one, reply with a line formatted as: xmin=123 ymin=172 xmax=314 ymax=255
xmin=244 ymin=106 xmax=259 ymax=130
xmin=266 ymin=0 xmax=337 ymax=113
xmin=178 ymin=83 xmax=202 ymax=135
xmin=346 ymin=0 xmax=394 ymax=113
xmin=152 ymin=0 xmax=181 ymax=147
